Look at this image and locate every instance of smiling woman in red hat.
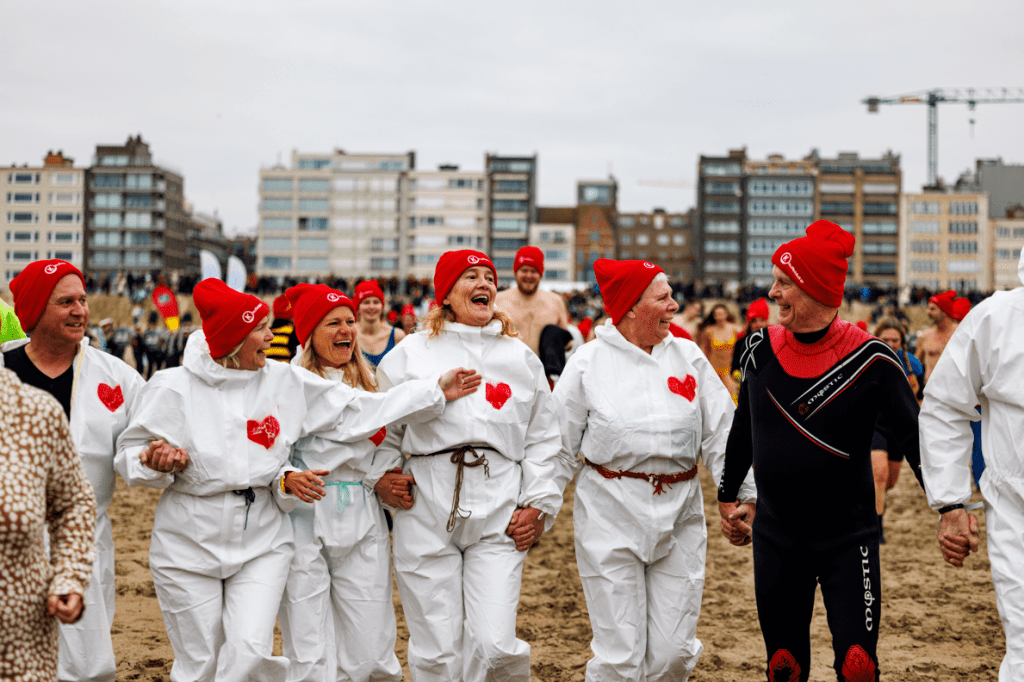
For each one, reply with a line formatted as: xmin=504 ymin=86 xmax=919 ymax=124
xmin=354 ymin=279 xmax=406 ymax=371
xmin=374 ymin=249 xmax=571 ymax=681
xmin=113 ymin=277 xmax=480 ymax=682
xmin=551 ymin=258 xmax=742 ymax=681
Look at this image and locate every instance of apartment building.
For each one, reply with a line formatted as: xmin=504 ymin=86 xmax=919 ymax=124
xmin=744 ymin=155 xmax=817 ymax=286
xmin=85 ymin=136 xmax=191 ymax=281
xmin=3 ymin=151 xmax=85 ymax=290
xmin=532 ymin=207 xmax=576 ymax=283
xmin=900 ymin=190 xmax=991 ymax=292
xmin=486 ymin=154 xmax=537 ymax=284
xmin=616 ymin=208 xmax=694 ymax=281
xmin=815 ymin=151 xmax=901 ymax=287
xmin=575 ymin=179 xmax=617 ymax=286
xmin=406 ymin=165 xmax=488 ymax=280
xmin=992 ymin=204 xmax=1024 ymax=290
xmin=257 ymin=149 xmax=411 ymax=280
xmin=696 ymin=149 xmax=746 ymax=283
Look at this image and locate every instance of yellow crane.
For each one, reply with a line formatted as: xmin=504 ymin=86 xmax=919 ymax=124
xmin=862 ymin=87 xmax=1024 ymax=186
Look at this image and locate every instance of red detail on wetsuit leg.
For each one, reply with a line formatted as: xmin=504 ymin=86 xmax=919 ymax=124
xmin=767 ymin=649 xmax=801 ymax=682
xmin=841 ymin=645 xmax=877 ymax=682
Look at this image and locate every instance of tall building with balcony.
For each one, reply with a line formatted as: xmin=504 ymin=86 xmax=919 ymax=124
xmin=84 ymin=136 xmax=190 ymax=281
xmin=616 ymin=208 xmax=693 ymax=281
xmin=3 ymin=151 xmax=85 ymax=290
xmin=486 ymin=154 xmax=537 ymax=284
xmin=406 ymin=165 xmax=488 ymax=280
xmin=991 ymin=204 xmax=1024 ymax=290
xmin=900 ymin=190 xmax=991 ymax=293
xmin=532 ymin=207 xmax=577 ymax=283
xmin=816 ymin=151 xmax=901 ymax=287
xmin=696 ymin=149 xmax=746 ymax=283
xmin=744 ymin=155 xmax=817 ymax=286
xmin=575 ymin=179 xmax=617 ymax=286
xmin=257 ymin=149 xmax=412 ymax=280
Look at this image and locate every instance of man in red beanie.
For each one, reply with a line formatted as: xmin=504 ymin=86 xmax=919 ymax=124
xmin=717 ymin=221 xmax=926 ymax=682
xmin=917 ymin=290 xmax=959 ymax=383
xmin=495 ymin=245 xmax=570 ymax=362
xmin=1 ymin=259 xmax=144 ymax=682
xmin=266 ymin=293 xmax=299 ymax=363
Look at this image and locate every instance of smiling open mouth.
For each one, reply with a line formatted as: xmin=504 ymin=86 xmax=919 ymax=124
xmin=471 ymin=295 xmax=490 ymax=305
xmin=334 ymin=340 xmax=351 ymax=347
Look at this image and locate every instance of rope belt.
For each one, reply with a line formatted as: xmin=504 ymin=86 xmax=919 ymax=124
xmin=232 ymin=487 xmax=256 ymax=529
xmin=424 ymin=444 xmax=496 ymax=532
xmin=325 ymin=481 xmax=366 ymax=514
xmin=584 ymin=459 xmax=698 ymax=496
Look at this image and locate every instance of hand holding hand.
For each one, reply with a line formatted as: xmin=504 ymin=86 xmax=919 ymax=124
xmin=139 ymin=440 xmax=189 ymax=474
xmin=439 ymin=368 xmax=482 ymax=401
xmin=718 ymin=501 xmax=755 ymax=547
xmin=375 ymin=469 xmax=416 ymax=509
xmin=938 ymin=508 xmax=980 ymax=567
xmin=47 ymin=593 xmax=84 ymax=624
xmin=506 ymin=507 xmax=545 ymax=552
xmin=285 ymin=469 xmax=329 ymax=503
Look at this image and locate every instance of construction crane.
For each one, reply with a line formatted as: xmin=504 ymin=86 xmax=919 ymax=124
xmin=862 ymin=87 xmax=1024 ymax=187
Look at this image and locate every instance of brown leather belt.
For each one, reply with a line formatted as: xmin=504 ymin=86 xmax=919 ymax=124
xmin=585 ymin=458 xmax=698 ymax=496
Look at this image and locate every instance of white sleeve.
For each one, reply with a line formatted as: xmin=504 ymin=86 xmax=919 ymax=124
xmin=517 ymin=365 xmax=576 ymax=528
xmin=114 ymin=382 xmax=180 ymax=489
xmin=549 ymin=354 xmax=588 ymax=505
xmin=365 ymin=365 xmax=407 ymax=486
xmin=919 ymin=314 xmax=984 ymax=510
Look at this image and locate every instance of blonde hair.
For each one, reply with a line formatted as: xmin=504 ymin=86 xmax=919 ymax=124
xmin=215 ymin=339 xmax=245 ymax=369
xmin=423 ymin=304 xmax=517 ymax=339
xmin=299 ymin=333 xmax=377 ymax=392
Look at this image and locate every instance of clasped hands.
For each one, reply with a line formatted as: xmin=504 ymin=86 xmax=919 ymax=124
xmin=718 ymin=500 xmax=756 ymax=547
xmin=140 ymin=439 xmax=189 ymax=474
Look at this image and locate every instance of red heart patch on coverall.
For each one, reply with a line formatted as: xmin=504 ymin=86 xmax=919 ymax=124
xmin=485 ymin=382 xmax=511 ymax=409
xmin=97 ymin=383 xmax=124 ymax=411
xmin=667 ymin=375 xmax=697 ymax=402
xmin=247 ymin=416 xmax=281 ymax=449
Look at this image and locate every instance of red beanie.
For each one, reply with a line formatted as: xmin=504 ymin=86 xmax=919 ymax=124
xmin=387 ymin=310 xmax=398 ymax=324
xmin=771 ymin=220 xmax=855 ymax=308
xmin=856 ymin=320 xmax=868 ymax=332
xmin=273 ymin=294 xmax=293 ymax=319
xmin=10 ymin=259 xmax=85 ymax=332
xmin=401 ymin=303 xmax=416 ymax=317
xmin=929 ymin=290 xmax=956 ymax=319
xmin=593 ymin=259 xmax=664 ymax=325
xmin=285 ymin=283 xmax=354 ymax=347
xmin=513 ymin=246 xmax=544 ymax=276
xmin=433 ymin=250 xmax=497 ymax=305
xmin=577 ymin=317 xmax=593 ymax=338
xmin=952 ymin=297 xmax=971 ymax=322
xmin=354 ymin=280 xmax=385 ymax=309
xmin=193 ymin=278 xmax=269 ymax=359
xmin=746 ymin=298 xmax=770 ymax=322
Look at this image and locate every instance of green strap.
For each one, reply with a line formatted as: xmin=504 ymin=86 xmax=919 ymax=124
xmin=324 ymin=481 xmax=365 ymax=514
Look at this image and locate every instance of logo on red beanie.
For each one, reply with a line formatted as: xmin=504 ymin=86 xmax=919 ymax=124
xmin=327 ymin=293 xmax=342 ymax=303
xmin=241 ymin=303 xmax=262 ymax=324
xmin=467 ymin=255 xmax=481 ymax=264
xmin=643 ymin=262 xmax=655 ymax=269
xmin=44 ymin=263 xmax=59 ymax=275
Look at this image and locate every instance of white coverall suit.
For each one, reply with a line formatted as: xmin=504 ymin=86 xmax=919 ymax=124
xmin=278 ymin=366 xmax=404 ymax=682
xmin=551 ymin=322 xmax=755 ymax=682
xmin=920 ymin=251 xmax=1024 ymax=682
xmin=0 ymin=337 xmax=144 ymax=682
xmin=114 ymin=332 xmax=448 ymax=682
xmin=375 ymin=321 xmax=573 ymax=682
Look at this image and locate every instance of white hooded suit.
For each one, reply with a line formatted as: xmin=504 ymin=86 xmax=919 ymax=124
xmin=920 ymin=251 xmax=1024 ymax=682
xmin=552 ymin=322 xmax=754 ymax=682
xmin=115 ymin=332 xmax=449 ymax=682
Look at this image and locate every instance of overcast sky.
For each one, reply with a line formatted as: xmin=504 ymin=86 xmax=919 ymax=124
xmin=3 ymin=1 xmax=1022 ymax=236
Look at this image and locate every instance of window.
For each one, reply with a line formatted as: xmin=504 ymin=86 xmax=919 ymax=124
xmin=996 ymin=249 xmax=1022 ymax=260
xmin=378 ymin=160 xmax=405 ymax=171
xmin=819 ymin=182 xmax=855 ymax=194
xmin=51 ymin=192 xmax=78 ymax=204
xmin=489 ymin=159 xmax=533 ymax=173
xmin=911 ymin=241 xmax=939 ymax=254
xmin=950 ymin=278 xmax=978 ymax=292
xmin=747 ymin=238 xmax=787 ymax=255
xmin=862 ymin=221 xmax=896 ymax=234
xmin=371 ymin=238 xmax=397 ymax=251
xmin=9 ymin=212 xmax=35 ymax=223
xmin=996 ymin=227 xmax=1011 ymax=238
xmin=618 ymin=216 xmax=635 ymax=228
xmin=948 ymin=260 xmax=978 ymax=274
xmin=9 ymin=192 xmax=36 ymax=203
xmin=636 ymin=234 xmax=649 ymax=246
xmin=705 ymin=259 xmax=741 ymax=272
xmin=94 ymin=193 xmax=122 ymax=208
xmin=949 ymin=201 xmax=978 ymax=216
xmin=913 ymin=201 xmax=941 ymax=215
xmin=492 ymin=218 xmax=526 ymax=232
xmin=52 ymin=173 xmax=75 ymax=185
xmin=411 ymin=254 xmax=440 ymax=265
xmin=8 ymin=231 xmax=34 ymax=243
xmin=52 ymin=251 xmax=74 ymax=261
xmin=620 ymin=234 xmax=632 ymax=245
xmin=299 ymin=179 xmax=330 ymax=192
xmin=448 ymin=178 xmax=477 ymax=189
xmin=748 ymin=200 xmax=814 ymax=217
xmin=297 ymin=257 xmax=328 ymax=270
xmin=99 ymin=155 xmax=129 ymax=166
xmin=89 ymin=251 xmax=122 ymax=266
xmin=912 ymin=220 xmax=940 ymax=234
xmin=52 ymin=212 xmax=76 ymax=223
xmin=747 ymin=258 xmax=773 ymax=275
xmin=747 ymin=180 xmax=814 ymax=197
xmin=705 ymin=201 xmax=740 ymax=214
xmin=706 ymin=181 xmax=740 ymax=195
xmin=705 ymin=220 xmax=740 ymax=234
xmin=496 ymin=180 xmax=528 ymax=193
xmin=672 ymin=235 xmax=685 ymax=246
xmin=864 ymin=202 xmax=897 ymax=215
xmin=51 ymin=232 xmax=75 ymax=243
xmin=263 ymin=178 xmax=293 ymax=192
xmin=126 ymin=174 xmax=153 ymax=189
xmin=370 ymin=257 xmax=397 ymax=270
xmin=656 ymin=234 xmax=670 ymax=246
xmin=862 ymin=262 xmax=896 ymax=275
xmin=297 ymin=217 xmax=328 ymax=231
xmin=125 ymin=232 xmax=153 ymax=247
xmin=911 ymin=259 xmax=939 ymax=273
xmin=1015 ymin=228 xmax=1024 ymax=239
xmin=263 ymin=256 xmax=292 ymax=268
xmin=670 ymin=216 xmax=686 ymax=227
xmin=297 ymin=158 xmax=331 ymax=170
xmin=447 ymin=235 xmax=479 ymax=247
xmin=414 ymin=216 xmax=444 ymax=226
xmin=949 ymin=221 xmax=978 ymax=235
xmin=125 ymin=195 xmax=152 ymax=208
xmin=93 ymin=213 xmax=122 ymax=228
xmin=492 ymin=238 xmax=524 ymax=251
xmin=298 ymin=238 xmax=329 ymax=251
xmin=544 ymin=250 xmax=567 ymax=260
xmin=706 ymin=240 xmax=740 ymax=253
xmin=262 ymin=198 xmax=293 ymax=211
xmin=948 ymin=240 xmax=978 ymax=255
xmin=92 ymin=174 xmax=122 ymax=188
xmin=262 ymin=238 xmax=292 ymax=250
xmin=298 ymin=198 xmax=328 ymax=211
xmin=702 ymin=163 xmax=741 ymax=176
xmin=492 ymin=200 xmax=528 ymax=213
xmin=821 ymin=202 xmax=853 ymax=215
xmin=123 ymin=212 xmax=152 ymax=228
xmin=12 ymin=173 xmax=35 ymax=184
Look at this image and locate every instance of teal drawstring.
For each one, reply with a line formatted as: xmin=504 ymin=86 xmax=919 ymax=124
xmin=325 ymin=481 xmax=366 ymax=514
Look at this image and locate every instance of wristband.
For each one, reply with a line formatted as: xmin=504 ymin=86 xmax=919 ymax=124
xmin=280 ymin=473 xmax=289 ymax=494
xmin=938 ymin=503 xmax=965 ymax=514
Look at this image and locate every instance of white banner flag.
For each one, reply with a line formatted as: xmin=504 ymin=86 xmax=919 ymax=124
xmin=227 ymin=255 xmax=246 ymax=292
xmin=199 ymin=250 xmax=222 ymax=282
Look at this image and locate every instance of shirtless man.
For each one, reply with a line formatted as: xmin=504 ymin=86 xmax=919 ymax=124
xmin=673 ymin=299 xmax=703 ymax=340
xmin=495 ymin=245 xmax=569 ymax=356
xmin=916 ymin=290 xmax=958 ymax=383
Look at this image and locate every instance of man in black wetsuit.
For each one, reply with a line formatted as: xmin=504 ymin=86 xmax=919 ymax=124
xmin=717 ymin=220 xmax=924 ymax=682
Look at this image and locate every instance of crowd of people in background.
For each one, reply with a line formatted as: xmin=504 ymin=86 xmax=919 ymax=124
xmin=2 ymin=219 xmax=1021 ymax=682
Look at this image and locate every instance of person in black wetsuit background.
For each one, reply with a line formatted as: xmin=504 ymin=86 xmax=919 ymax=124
xmin=717 ymin=220 xmax=924 ymax=682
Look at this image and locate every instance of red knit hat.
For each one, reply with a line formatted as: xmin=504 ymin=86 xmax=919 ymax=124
xmin=192 ymin=278 xmax=269 ymax=359
xmin=285 ymin=283 xmax=354 ymax=347
xmin=9 ymin=259 xmax=85 ymax=332
xmin=577 ymin=317 xmax=593 ymax=338
xmin=746 ymin=298 xmax=770 ymax=322
xmin=771 ymin=220 xmax=855 ymax=307
xmin=433 ymin=250 xmax=497 ymax=305
xmin=354 ymin=280 xmax=385 ymax=309
xmin=513 ymin=246 xmax=544 ymax=276
xmin=593 ymin=259 xmax=664 ymax=325
xmin=272 ymin=294 xmax=293 ymax=319
xmin=929 ymin=290 xmax=956 ymax=319
xmin=401 ymin=303 xmax=416 ymax=317
xmin=952 ymin=297 xmax=971 ymax=322
xmin=856 ymin=320 xmax=868 ymax=332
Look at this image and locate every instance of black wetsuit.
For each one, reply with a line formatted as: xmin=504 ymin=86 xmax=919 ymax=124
xmin=718 ymin=318 xmax=922 ymax=682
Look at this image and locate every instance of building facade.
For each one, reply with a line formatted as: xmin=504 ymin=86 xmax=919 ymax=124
xmin=532 ymin=206 xmax=576 ymax=283
xmin=992 ymin=204 xmax=1024 ymax=290
xmin=900 ymin=190 xmax=991 ymax=293
xmin=486 ymin=154 xmax=537 ymax=284
xmin=575 ymin=180 xmax=617 ymax=286
xmin=973 ymin=158 xmax=1024 ymax=220
xmin=744 ymin=155 xmax=817 ymax=286
xmin=406 ymin=165 xmax=488 ymax=280
xmin=257 ymin=149 xmax=411 ymax=281
xmin=696 ymin=149 xmax=746 ymax=283
xmin=616 ymin=208 xmax=694 ymax=281
xmin=84 ymin=136 xmax=191 ymax=281
xmin=3 ymin=151 xmax=85 ymax=290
